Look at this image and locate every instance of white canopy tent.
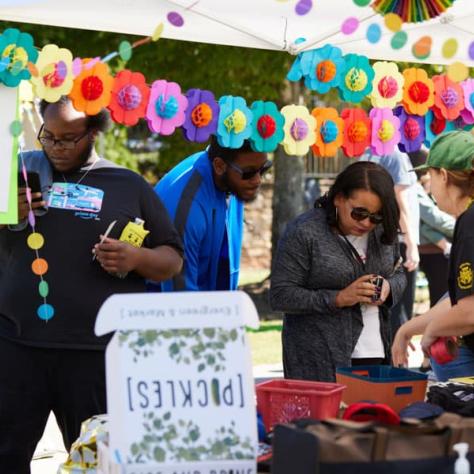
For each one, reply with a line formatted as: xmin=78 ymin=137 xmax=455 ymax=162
xmin=0 ymin=0 xmax=473 ymax=66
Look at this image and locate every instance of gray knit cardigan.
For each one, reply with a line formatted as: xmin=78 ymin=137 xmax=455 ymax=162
xmin=270 ymin=207 xmax=407 ymax=382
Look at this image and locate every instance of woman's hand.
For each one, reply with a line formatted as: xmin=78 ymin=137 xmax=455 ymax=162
xmin=373 ymin=278 xmax=390 ymax=306
xmin=93 ymin=237 xmax=140 ymax=275
xmin=335 ymin=274 xmax=376 ymax=308
xmin=18 ymin=187 xmax=45 ymax=220
xmin=392 ymin=325 xmax=416 ymax=367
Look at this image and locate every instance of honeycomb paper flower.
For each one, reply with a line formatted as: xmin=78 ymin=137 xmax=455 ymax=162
xmin=459 ymin=79 xmax=474 ymax=124
xmin=68 ymin=59 xmax=114 ymax=115
xmin=0 ymin=27 xmax=38 ymax=87
xmin=370 ymin=61 xmax=404 ymax=109
xmin=146 ymin=80 xmax=188 ymax=135
xmin=280 ymin=105 xmax=316 ymax=156
xmin=341 ymin=108 xmax=371 ymax=157
xmin=311 ymin=107 xmax=344 ymax=157
xmin=216 ymin=95 xmax=253 ymax=148
xmin=182 ymin=88 xmax=219 ymax=143
xmin=338 ymin=54 xmax=375 ymax=103
xmin=299 ymin=44 xmax=345 ymax=94
xmin=30 ymin=44 xmax=73 ymax=102
xmin=394 ymin=106 xmax=425 ymax=152
xmin=402 ymin=68 xmax=434 ymax=116
xmin=108 ymin=70 xmax=150 ymax=126
xmin=369 ymin=107 xmax=401 ymax=156
xmin=432 ymin=75 xmax=464 ymax=121
xmin=249 ymin=100 xmax=285 ymax=152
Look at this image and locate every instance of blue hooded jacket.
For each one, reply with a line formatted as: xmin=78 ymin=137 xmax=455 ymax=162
xmin=155 ymin=151 xmax=244 ymax=291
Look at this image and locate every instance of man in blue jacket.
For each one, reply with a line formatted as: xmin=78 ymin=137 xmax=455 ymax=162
xmin=155 ymin=137 xmax=270 ymax=291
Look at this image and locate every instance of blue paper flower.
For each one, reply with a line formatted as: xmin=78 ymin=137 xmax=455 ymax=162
xmin=299 ymin=44 xmax=345 ymax=94
xmin=217 ymin=96 xmax=253 ymax=149
xmin=0 ymin=28 xmax=38 ymax=87
xmin=338 ymin=54 xmax=374 ymax=103
xmin=250 ymin=101 xmax=285 ymax=152
xmin=286 ymin=37 xmax=307 ymax=82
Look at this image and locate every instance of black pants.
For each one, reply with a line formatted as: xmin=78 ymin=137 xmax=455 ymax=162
xmin=419 ymin=253 xmax=449 ymax=307
xmin=0 ymin=337 xmax=106 ymax=474
xmin=391 ymin=243 xmax=417 ymax=336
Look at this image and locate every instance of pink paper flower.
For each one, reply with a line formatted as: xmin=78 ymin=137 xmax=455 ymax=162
xmin=369 ymin=107 xmax=401 ymax=156
xmin=433 ymin=74 xmax=464 ymax=121
xmin=146 ymin=80 xmax=188 ymax=135
xmin=460 ymin=79 xmax=474 ymax=124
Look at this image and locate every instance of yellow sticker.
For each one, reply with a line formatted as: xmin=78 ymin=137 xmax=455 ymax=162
xmin=384 ymin=13 xmax=403 ymax=32
xmin=152 ymin=23 xmax=164 ymax=42
xmin=458 ymin=262 xmax=473 ymax=290
xmin=442 ymin=38 xmax=458 ymax=59
xmin=447 ymin=62 xmax=469 ymax=83
xmin=27 ymin=232 xmax=44 ymax=250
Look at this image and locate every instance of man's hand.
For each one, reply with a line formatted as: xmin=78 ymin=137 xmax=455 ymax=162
xmin=18 ymin=187 xmax=45 ymax=220
xmin=335 ymin=274 xmax=376 ymax=308
xmin=93 ymin=237 xmax=140 ymax=275
xmin=392 ymin=325 xmax=416 ymax=367
xmin=404 ymin=241 xmax=420 ymax=272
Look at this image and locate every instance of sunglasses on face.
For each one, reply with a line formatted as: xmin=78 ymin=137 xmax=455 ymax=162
xmin=351 ymin=207 xmax=383 ymax=225
xmin=225 ymin=160 xmax=273 ymax=180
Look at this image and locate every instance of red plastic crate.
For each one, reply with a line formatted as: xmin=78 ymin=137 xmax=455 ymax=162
xmin=256 ymin=379 xmax=346 ymax=431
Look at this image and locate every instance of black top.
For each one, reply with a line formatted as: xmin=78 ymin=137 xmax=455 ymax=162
xmin=0 ymin=157 xmax=183 ymax=350
xmin=448 ymin=203 xmax=474 ymax=351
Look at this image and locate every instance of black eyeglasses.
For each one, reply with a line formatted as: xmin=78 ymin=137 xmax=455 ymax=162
xmin=225 ymin=160 xmax=273 ymax=180
xmin=37 ymin=124 xmax=89 ymax=150
xmin=351 ymin=207 xmax=383 ymax=225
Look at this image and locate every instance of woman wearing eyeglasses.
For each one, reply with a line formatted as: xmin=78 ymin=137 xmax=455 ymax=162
xmin=270 ymin=161 xmax=406 ymax=382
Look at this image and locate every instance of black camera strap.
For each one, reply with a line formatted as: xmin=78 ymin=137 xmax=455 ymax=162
xmin=340 ymin=233 xmax=366 ymax=271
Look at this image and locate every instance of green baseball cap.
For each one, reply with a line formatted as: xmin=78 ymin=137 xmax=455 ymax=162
xmin=414 ymin=130 xmax=474 ymax=171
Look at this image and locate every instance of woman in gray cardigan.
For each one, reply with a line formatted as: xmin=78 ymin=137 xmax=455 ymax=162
xmin=270 ymin=161 xmax=406 ymax=382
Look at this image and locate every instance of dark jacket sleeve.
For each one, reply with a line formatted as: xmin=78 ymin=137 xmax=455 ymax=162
xmin=384 ymin=243 xmax=407 ymax=308
xmin=270 ymin=222 xmax=339 ymax=315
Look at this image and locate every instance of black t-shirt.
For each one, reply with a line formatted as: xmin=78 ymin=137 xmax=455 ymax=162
xmin=448 ymin=203 xmax=474 ymax=351
xmin=0 ymin=158 xmax=183 ymax=349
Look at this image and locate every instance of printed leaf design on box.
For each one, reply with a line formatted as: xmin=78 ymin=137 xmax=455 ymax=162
xmin=118 ymin=327 xmax=244 ymax=371
xmin=128 ymin=412 xmax=254 ymax=463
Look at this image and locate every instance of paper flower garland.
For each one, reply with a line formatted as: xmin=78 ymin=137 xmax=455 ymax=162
xmin=249 ymin=100 xmax=285 ymax=153
xmin=182 ymin=88 xmax=219 ymax=142
xmin=341 ymin=108 xmax=371 ymax=157
xmin=216 ymin=95 xmax=253 ymax=148
xmin=30 ymin=44 xmax=73 ymax=102
xmin=402 ymin=68 xmax=434 ymax=116
xmin=299 ymin=44 xmax=345 ymax=94
xmin=432 ymin=75 xmax=464 ymax=121
xmin=0 ymin=28 xmax=38 ymax=87
xmin=370 ymin=61 xmax=404 ymax=109
xmin=280 ymin=105 xmax=316 ymax=156
xmin=146 ymin=80 xmax=188 ymax=135
xmin=338 ymin=54 xmax=374 ymax=103
xmin=69 ymin=59 xmax=114 ymax=115
xmin=311 ymin=107 xmax=344 ymax=157
xmin=369 ymin=107 xmax=401 ymax=156
xmin=460 ymin=79 xmax=474 ymax=125
xmin=108 ymin=70 xmax=150 ymax=126
xmin=394 ymin=106 xmax=425 ymax=152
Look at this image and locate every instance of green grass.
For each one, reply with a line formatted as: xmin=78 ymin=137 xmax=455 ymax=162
xmin=247 ymin=320 xmax=282 ymax=366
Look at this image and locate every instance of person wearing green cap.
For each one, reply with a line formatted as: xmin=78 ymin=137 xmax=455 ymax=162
xmin=392 ymin=131 xmax=474 ymax=381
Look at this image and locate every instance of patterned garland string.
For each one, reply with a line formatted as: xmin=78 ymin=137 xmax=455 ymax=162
xmin=19 ymin=143 xmax=54 ymax=321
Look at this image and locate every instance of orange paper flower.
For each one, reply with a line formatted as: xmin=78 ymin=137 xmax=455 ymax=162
xmin=432 ymin=74 xmax=464 ymax=121
xmin=341 ymin=108 xmax=371 ymax=157
xmin=69 ymin=59 xmax=114 ymax=115
xmin=108 ymin=70 xmax=150 ymax=126
xmin=402 ymin=68 xmax=434 ymax=116
xmin=311 ymin=107 xmax=344 ymax=157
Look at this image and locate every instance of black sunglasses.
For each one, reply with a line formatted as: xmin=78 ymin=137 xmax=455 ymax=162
xmin=351 ymin=207 xmax=383 ymax=225
xmin=225 ymin=160 xmax=273 ymax=180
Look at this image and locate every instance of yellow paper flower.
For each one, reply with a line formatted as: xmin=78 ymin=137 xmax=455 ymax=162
xmin=31 ymin=44 xmax=74 ymax=103
xmin=370 ymin=61 xmax=404 ymax=109
xmin=280 ymin=105 xmax=316 ymax=156
xmin=69 ymin=59 xmax=114 ymax=115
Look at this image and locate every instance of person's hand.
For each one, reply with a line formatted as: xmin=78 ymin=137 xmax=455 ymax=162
xmin=392 ymin=325 xmax=416 ymax=367
xmin=93 ymin=237 xmax=140 ymax=275
xmin=335 ymin=274 xmax=376 ymax=308
xmin=373 ymin=278 xmax=390 ymax=306
xmin=421 ymin=331 xmax=438 ymax=358
xmin=18 ymin=187 xmax=45 ymax=220
xmin=404 ymin=241 xmax=420 ymax=272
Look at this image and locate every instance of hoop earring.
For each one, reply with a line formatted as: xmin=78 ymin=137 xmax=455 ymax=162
xmin=335 ymin=207 xmax=338 ymax=221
